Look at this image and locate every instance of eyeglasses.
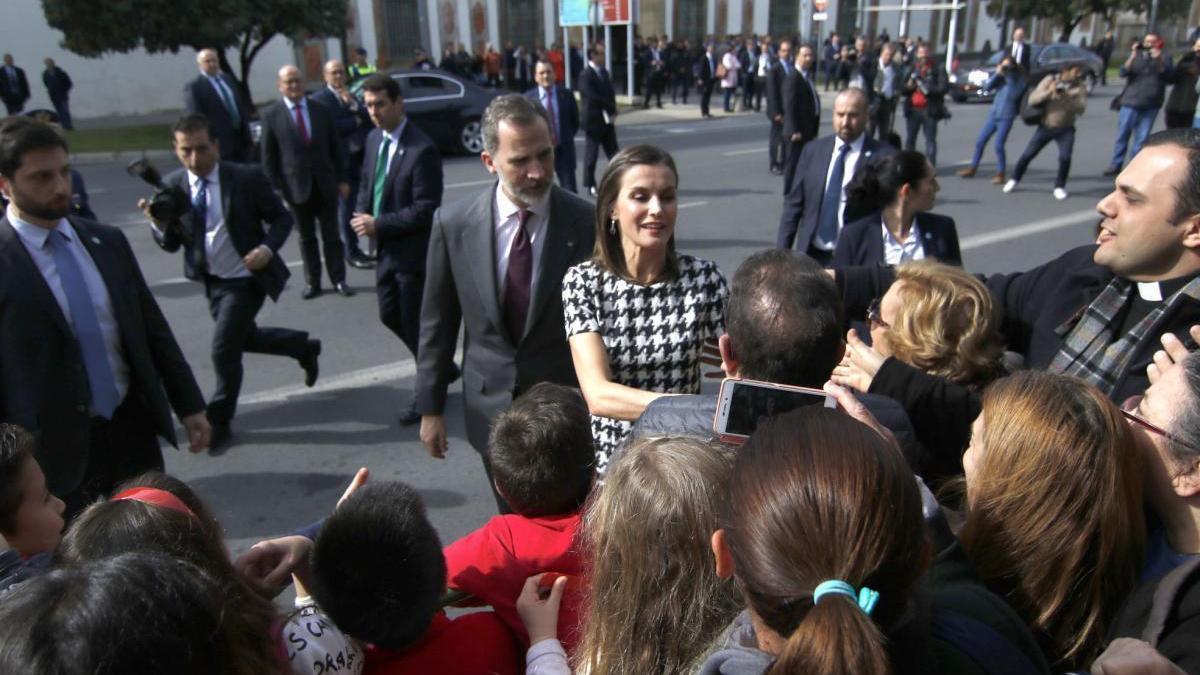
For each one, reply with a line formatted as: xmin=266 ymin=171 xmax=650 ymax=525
xmin=867 ymin=298 xmax=890 ymax=329
xmin=1121 ymin=395 xmax=1200 ymax=453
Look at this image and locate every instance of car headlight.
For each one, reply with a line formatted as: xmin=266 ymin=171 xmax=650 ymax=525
xmin=949 ymin=73 xmax=958 ymax=84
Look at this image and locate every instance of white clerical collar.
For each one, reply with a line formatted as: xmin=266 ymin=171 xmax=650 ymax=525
xmin=1138 ymin=282 xmax=1163 ymax=301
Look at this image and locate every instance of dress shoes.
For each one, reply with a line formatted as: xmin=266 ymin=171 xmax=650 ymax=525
xmin=347 ymin=255 xmax=375 ymax=270
xmin=300 ymin=339 xmax=321 ymax=387
xmin=208 ymin=422 xmax=232 ymax=457
xmin=334 ymin=282 xmax=356 ymax=297
xmin=990 ymin=172 xmax=1006 ymax=185
xmin=399 ymin=404 xmax=421 ymax=427
xmin=301 ymin=285 xmax=322 ymax=300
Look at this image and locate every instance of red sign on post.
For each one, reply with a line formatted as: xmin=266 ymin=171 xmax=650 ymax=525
xmin=600 ymin=0 xmax=632 ymax=24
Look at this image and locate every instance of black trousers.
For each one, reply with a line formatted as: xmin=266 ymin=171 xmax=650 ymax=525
xmin=337 ymin=163 xmax=365 ymax=259
xmin=555 ymin=140 xmax=578 ymax=193
xmin=673 ymin=76 xmax=690 ymax=103
xmin=1011 ymin=125 xmax=1076 ymax=189
xmin=582 ymin=125 xmax=619 ymax=189
xmin=699 ymin=80 xmax=715 ymax=116
xmin=905 ymin=110 xmax=939 ymax=165
xmin=290 ymin=191 xmax=346 ymax=287
xmin=768 ymin=120 xmax=785 ymax=169
xmin=872 ymin=98 xmax=896 ymax=140
xmin=1165 ymin=110 xmax=1194 ymax=129
xmin=205 ymin=277 xmax=309 ymax=426
xmin=782 ymin=139 xmax=809 ymax=195
xmin=742 ymin=73 xmax=756 ymax=110
xmin=63 ymin=393 xmax=164 ymax=520
xmin=376 ymin=263 xmax=424 ymax=359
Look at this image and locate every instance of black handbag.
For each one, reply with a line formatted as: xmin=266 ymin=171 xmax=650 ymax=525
xmin=1019 ymin=88 xmax=1044 ymax=126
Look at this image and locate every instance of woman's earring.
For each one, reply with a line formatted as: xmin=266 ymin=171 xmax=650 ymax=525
xmin=608 ymin=218 xmax=617 ymax=235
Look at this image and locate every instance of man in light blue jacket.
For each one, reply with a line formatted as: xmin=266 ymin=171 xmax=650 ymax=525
xmin=958 ymin=54 xmax=1025 ymax=183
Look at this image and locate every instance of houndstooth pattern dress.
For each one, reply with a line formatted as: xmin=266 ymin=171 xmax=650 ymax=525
xmin=562 ymin=254 xmax=728 ymax=471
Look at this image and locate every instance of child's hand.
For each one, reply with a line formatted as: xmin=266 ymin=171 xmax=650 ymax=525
xmin=516 ymin=573 xmax=568 ymax=646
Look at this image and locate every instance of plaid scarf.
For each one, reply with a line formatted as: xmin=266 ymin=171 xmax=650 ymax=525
xmin=1049 ymin=276 xmax=1200 ymax=395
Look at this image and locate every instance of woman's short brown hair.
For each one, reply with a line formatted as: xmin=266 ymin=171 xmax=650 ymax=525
xmin=961 ymin=371 xmax=1145 ymax=668
xmin=591 ymin=144 xmax=679 ymax=283
xmin=886 ymin=260 xmax=1005 ymax=387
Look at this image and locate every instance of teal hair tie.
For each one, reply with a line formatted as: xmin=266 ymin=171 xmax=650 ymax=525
xmin=812 ymin=580 xmax=880 ymax=616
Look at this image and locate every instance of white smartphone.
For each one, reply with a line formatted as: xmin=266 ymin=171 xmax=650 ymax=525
xmin=712 ymin=378 xmax=837 ymax=444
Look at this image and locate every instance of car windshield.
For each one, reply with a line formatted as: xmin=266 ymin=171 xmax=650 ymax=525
xmin=984 ymin=50 xmax=1005 ymax=66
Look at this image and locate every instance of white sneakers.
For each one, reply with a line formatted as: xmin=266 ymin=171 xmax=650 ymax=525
xmin=1002 ymin=179 xmax=1017 ymax=193
xmin=1000 ymin=180 xmax=1066 ymax=200
xmin=1053 ymin=188 xmax=1069 ymax=200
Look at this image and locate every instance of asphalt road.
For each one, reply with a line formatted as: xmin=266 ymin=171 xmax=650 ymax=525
xmin=71 ymin=84 xmax=1122 ymax=558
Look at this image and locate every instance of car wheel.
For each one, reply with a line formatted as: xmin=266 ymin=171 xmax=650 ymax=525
xmin=458 ymin=118 xmax=484 ymax=154
xmin=1084 ymin=71 xmax=1097 ymax=94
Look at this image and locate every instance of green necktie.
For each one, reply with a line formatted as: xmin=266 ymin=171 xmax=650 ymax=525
xmin=372 ymin=135 xmax=392 ymax=217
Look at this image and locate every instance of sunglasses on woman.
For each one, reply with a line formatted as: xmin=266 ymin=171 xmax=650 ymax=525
xmin=867 ymin=298 xmax=890 ymax=329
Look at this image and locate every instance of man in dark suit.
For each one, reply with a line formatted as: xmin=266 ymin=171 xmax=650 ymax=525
xmin=351 ymin=74 xmax=445 ymax=425
xmin=781 ymin=45 xmax=822 ymax=195
xmin=145 ymin=114 xmax=320 ymax=453
xmin=765 ymin=40 xmax=791 ymax=175
xmin=578 ymin=43 xmax=619 ymax=197
xmin=696 ymin=42 xmax=718 ymax=119
xmin=260 ymin=65 xmax=352 ymax=300
xmin=416 ymin=94 xmax=594 ymax=511
xmin=1008 ymin=27 xmax=1032 ymax=76
xmin=777 ymin=88 xmax=896 ymax=265
xmin=642 ymin=37 xmax=668 ymax=109
xmin=310 ymin=59 xmax=375 ymax=270
xmin=0 ymin=117 xmax=210 ymax=515
xmin=41 ymin=59 xmax=73 ymax=130
xmin=1 ymin=54 xmax=31 ymax=116
xmin=183 ymin=49 xmax=253 ymax=162
xmin=526 ymin=60 xmax=580 ymax=193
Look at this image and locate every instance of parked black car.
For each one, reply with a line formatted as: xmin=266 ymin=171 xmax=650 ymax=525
xmin=949 ymin=43 xmax=1104 ymax=103
xmin=349 ymin=69 xmax=502 ymax=155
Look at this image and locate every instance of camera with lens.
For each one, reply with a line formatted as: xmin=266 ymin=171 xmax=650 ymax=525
xmin=127 ymin=158 xmax=190 ymax=224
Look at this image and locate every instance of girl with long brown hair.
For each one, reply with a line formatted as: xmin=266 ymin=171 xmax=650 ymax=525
xmin=960 ymin=371 xmax=1146 ymax=669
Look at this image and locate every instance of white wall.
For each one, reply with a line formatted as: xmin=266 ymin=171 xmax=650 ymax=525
xmin=3 ymin=0 xmax=296 ymax=119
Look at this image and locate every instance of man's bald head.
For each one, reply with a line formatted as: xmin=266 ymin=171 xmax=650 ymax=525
xmin=196 ymin=49 xmax=220 ymax=76
xmin=277 ymin=65 xmax=305 ymax=102
xmin=832 ymin=88 xmax=869 ymax=142
xmin=323 ymin=59 xmax=347 ymax=89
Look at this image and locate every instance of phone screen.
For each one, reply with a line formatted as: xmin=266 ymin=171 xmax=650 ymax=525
xmin=722 ymin=381 xmax=831 ymax=437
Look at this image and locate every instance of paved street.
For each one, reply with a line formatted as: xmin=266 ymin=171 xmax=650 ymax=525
xmin=73 ymin=84 xmax=1121 ymax=557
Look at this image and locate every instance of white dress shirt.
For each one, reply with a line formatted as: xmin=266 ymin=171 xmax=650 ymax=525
xmin=377 ymin=117 xmax=408 ymax=177
xmin=8 ymin=205 xmax=131 ymax=410
xmin=881 ymin=220 xmax=927 ymax=264
xmin=188 ymin=166 xmax=252 ymax=280
xmin=494 ymin=186 xmax=550 ymax=302
xmin=815 ymin=134 xmax=867 ymax=250
xmin=283 ymin=96 xmax=312 ymax=137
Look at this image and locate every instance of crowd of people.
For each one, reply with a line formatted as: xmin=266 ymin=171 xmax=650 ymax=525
xmin=5 ymin=21 xmax=1200 ymax=675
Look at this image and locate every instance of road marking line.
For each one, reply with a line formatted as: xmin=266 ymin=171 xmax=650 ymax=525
xmin=722 ymin=147 xmax=765 ymax=156
xmin=240 ymin=360 xmax=419 ymax=405
xmin=445 ymin=178 xmax=494 ymax=189
xmin=960 ymin=209 xmax=1096 ymax=251
xmin=678 ymin=201 xmax=709 ymax=209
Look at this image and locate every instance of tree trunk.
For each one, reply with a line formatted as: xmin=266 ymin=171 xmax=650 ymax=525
xmin=1058 ymin=14 xmax=1083 ymax=43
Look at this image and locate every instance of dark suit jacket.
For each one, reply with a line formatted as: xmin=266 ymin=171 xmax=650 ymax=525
xmin=695 ymin=52 xmax=718 ymax=84
xmin=0 ymin=66 xmax=30 ymax=106
xmin=355 ymin=121 xmax=444 ymax=275
xmin=260 ymin=97 xmax=346 ymax=206
xmin=183 ymin=73 xmax=252 ymax=161
xmin=156 ymin=162 xmax=294 ymax=301
xmin=782 ymin=69 xmax=820 ymax=141
xmin=524 ymin=85 xmax=580 ymax=146
xmin=310 ymin=87 xmax=371 ymax=179
xmin=765 ymin=61 xmax=786 ymax=119
xmin=832 ymin=211 xmax=962 ymax=267
xmin=42 ymin=67 xmax=72 ymax=102
xmin=577 ymin=65 xmax=617 ymax=135
xmin=414 ymin=185 xmax=595 ymax=451
xmin=1008 ymin=41 xmax=1033 ymax=75
xmin=0 ymin=217 xmax=205 ymax=495
xmin=777 ymin=135 xmax=897 ymax=251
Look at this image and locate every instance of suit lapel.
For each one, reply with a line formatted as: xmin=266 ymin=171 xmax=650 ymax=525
xmin=524 ymin=187 xmax=582 ymax=340
xmin=0 ymin=218 xmax=71 ymax=336
xmin=466 ymin=186 xmax=504 ymax=334
xmin=382 ymin=124 xmax=411 ymax=202
xmin=71 ymin=218 xmax=136 ymax=352
xmin=218 ymin=164 xmax=233 ymax=230
xmin=865 ymin=213 xmax=884 ymax=263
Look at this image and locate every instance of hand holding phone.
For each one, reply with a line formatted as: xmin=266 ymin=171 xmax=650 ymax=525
xmin=712 ymin=378 xmax=836 ymax=444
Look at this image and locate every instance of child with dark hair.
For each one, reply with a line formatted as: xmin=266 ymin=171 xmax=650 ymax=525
xmin=309 ymin=480 xmax=520 ymax=674
xmin=0 ymin=423 xmax=64 ymax=589
xmin=443 ymin=382 xmax=594 ymax=653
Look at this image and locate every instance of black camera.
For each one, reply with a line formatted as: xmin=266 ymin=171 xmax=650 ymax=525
xmin=127 ymin=158 xmax=190 ymax=224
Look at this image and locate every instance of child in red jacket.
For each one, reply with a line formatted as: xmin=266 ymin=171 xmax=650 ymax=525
xmin=309 ymin=481 xmax=521 ymax=675
xmin=443 ymin=383 xmax=595 ymax=656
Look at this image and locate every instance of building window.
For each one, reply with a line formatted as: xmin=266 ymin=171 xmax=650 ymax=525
xmin=382 ymin=0 xmax=430 ymax=66
xmin=675 ymin=0 xmax=707 ymax=42
xmin=769 ymin=0 xmax=799 ymax=38
xmin=503 ymin=0 xmax=543 ymax=50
